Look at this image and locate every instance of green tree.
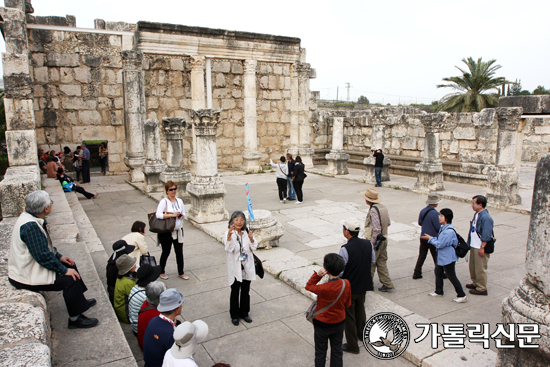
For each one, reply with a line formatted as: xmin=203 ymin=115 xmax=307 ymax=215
xmin=357 ymin=95 xmax=369 ymax=104
xmin=532 ymin=85 xmax=550 ymax=95
xmin=509 ymin=80 xmax=530 ymax=96
xmin=437 ymin=57 xmax=512 ymax=112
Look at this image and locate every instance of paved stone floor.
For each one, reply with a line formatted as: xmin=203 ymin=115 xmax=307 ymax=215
xmin=76 ymin=165 xmax=532 ymax=365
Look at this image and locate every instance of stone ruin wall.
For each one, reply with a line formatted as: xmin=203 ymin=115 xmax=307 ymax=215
xmin=143 ymin=56 xmax=292 ymax=169
xmin=313 ymin=106 xmax=550 ymax=169
xmin=26 ymin=15 xmax=299 ymax=173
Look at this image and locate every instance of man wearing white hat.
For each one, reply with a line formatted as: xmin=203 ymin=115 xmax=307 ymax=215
xmin=361 ymin=188 xmax=394 ymax=292
xmin=162 ymin=320 xmax=209 ymax=367
xmin=143 ymin=288 xmax=185 ymax=367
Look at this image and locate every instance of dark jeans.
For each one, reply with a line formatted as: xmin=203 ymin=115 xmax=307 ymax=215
xmin=276 ymin=177 xmax=288 ymax=201
xmin=287 ymin=176 xmax=296 ymax=199
xmin=230 ymin=279 xmax=251 ymax=319
xmin=294 ymin=179 xmax=304 ymax=202
xmin=9 ymin=264 xmax=90 ymax=317
xmin=344 ymin=292 xmax=366 ymax=353
xmin=314 ymin=320 xmax=345 ymax=367
xmin=375 ymin=167 xmax=382 ymax=186
xmin=74 ymin=185 xmax=95 ymax=199
xmin=435 ymin=262 xmax=465 ymax=297
xmin=413 ymin=238 xmax=438 ymax=277
xmin=158 ymin=232 xmax=184 ymax=275
xmin=75 ymin=167 xmax=82 ymax=181
xmin=82 ymin=160 xmax=90 ymax=183
xmin=100 ymin=156 xmax=108 ymax=173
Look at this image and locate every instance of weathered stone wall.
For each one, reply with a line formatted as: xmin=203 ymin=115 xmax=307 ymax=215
xmin=143 ymin=56 xmax=292 ymax=168
xmin=314 ymin=105 xmax=550 ymax=165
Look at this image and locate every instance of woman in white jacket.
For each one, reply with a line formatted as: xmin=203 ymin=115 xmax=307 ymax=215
xmin=269 ymin=156 xmax=289 ymax=203
xmin=225 ymin=211 xmax=257 ymax=326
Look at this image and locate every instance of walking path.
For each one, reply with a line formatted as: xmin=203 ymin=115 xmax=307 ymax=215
xmin=70 ymin=165 xmax=532 ymax=366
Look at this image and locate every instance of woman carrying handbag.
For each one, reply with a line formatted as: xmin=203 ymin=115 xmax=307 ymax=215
xmin=155 ymin=181 xmax=188 ymax=280
xmin=305 ymin=253 xmax=351 ymax=367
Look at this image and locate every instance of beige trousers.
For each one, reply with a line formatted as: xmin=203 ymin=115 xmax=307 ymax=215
xmin=371 ymin=240 xmax=394 ymax=288
xmin=469 ymin=248 xmax=490 ymax=292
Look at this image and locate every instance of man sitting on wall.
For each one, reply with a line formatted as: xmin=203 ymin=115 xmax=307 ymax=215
xmin=8 ymin=190 xmax=99 ymax=329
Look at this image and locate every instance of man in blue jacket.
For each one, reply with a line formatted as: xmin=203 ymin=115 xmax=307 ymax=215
xmin=466 ymin=195 xmax=494 ymax=296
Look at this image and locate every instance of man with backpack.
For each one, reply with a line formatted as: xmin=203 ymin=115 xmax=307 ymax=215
xmin=466 ymin=195 xmax=495 ymax=296
xmin=413 ymin=192 xmax=442 ymax=280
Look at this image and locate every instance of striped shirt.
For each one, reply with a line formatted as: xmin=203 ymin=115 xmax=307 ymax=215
xmin=128 ymin=285 xmax=147 ymax=333
xmin=20 ymin=221 xmax=67 ymax=275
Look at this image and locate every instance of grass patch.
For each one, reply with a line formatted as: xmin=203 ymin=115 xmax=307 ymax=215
xmin=275 ymin=271 xmax=282 ymax=279
xmin=394 ymin=186 xmax=401 ymax=190
xmin=312 ymin=262 xmax=319 ymax=266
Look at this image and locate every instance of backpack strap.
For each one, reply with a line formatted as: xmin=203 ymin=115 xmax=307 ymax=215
xmin=139 ymin=305 xmax=157 ymax=314
xmin=313 ymin=279 xmax=346 ymax=318
xmin=420 ymin=206 xmax=436 ymax=223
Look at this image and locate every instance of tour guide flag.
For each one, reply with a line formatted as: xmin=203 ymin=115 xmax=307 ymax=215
xmin=246 ymin=183 xmax=255 ymax=222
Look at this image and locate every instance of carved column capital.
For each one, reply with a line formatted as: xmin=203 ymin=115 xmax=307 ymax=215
xmin=496 ymin=107 xmax=523 ymax=131
xmin=243 ymin=59 xmax=257 ymax=74
xmin=121 ymin=50 xmax=144 ymax=70
xmin=190 ymin=55 xmax=206 ymax=72
xmin=162 ymin=117 xmax=186 ymax=139
xmin=420 ymin=112 xmax=452 ymax=133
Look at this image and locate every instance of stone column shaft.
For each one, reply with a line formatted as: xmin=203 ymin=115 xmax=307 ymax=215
xmin=189 ymin=56 xmax=206 ymax=174
xmin=413 ymin=113 xmax=449 ymax=193
xmin=121 ymin=50 xmax=146 ymax=182
xmin=241 ymin=59 xmax=262 ymax=173
xmin=186 ymin=109 xmax=228 ymax=223
xmin=297 ymin=63 xmax=315 ymax=168
xmin=486 ymin=107 xmax=524 ymax=207
xmin=287 ymin=64 xmax=300 ymax=157
xmin=497 ymin=154 xmax=550 ymax=366
xmin=325 ymin=117 xmax=349 ymax=175
xmin=143 ymin=119 xmax=166 ymax=193
xmin=160 ymin=117 xmax=192 ymax=201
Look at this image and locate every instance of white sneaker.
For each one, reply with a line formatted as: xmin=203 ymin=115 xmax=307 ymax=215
xmin=453 ymin=296 xmax=468 ymax=303
xmin=283 ymin=198 xmax=287 ymax=203
xmin=280 ymin=200 xmax=284 ymax=203
xmin=429 ymin=292 xmax=442 ymax=297
xmin=296 ymin=201 xmax=303 ymax=204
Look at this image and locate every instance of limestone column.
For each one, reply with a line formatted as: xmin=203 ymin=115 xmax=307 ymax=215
xmin=159 ymin=117 xmax=192 ymax=202
xmin=497 ymin=154 xmax=550 ymax=366
xmin=121 ymin=50 xmax=146 ymax=183
xmin=413 ymin=112 xmax=450 ymax=193
xmin=189 ymin=55 xmax=206 ymax=174
xmin=287 ymin=63 xmax=300 ymax=158
xmin=0 ymin=2 xmax=40 ymax=218
xmin=186 ymin=109 xmax=229 ymax=223
xmin=486 ymin=107 xmax=524 ymax=207
xmin=142 ymin=119 xmax=166 ymax=193
xmin=364 ymin=112 xmax=392 ymax=184
xmin=325 ymin=117 xmax=350 ymax=175
xmin=297 ymin=63 xmax=315 ymax=168
xmin=241 ymin=59 xmax=262 ymax=173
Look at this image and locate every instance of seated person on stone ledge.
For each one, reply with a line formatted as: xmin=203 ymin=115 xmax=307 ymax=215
xmin=114 ymin=254 xmax=137 ymax=323
xmin=8 ymin=190 xmax=99 ymax=329
xmin=56 ymin=167 xmax=98 ymax=199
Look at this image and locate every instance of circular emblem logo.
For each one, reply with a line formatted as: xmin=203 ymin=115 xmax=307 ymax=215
xmin=363 ymin=312 xmax=410 ymax=360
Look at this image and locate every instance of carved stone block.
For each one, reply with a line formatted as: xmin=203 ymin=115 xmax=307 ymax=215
xmin=244 ymin=210 xmax=284 ymax=249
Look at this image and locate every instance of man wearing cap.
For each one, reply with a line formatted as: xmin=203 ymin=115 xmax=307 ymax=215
xmin=361 ymin=188 xmax=394 ymax=292
xmin=8 ymin=190 xmax=98 ymax=329
xmin=162 ymin=320 xmax=209 ymax=367
xmin=143 ymin=288 xmax=185 ymax=367
xmin=338 ymin=218 xmax=375 ymax=354
xmin=413 ymin=192 xmax=442 ymax=279
xmin=128 ymin=264 xmax=163 ymax=335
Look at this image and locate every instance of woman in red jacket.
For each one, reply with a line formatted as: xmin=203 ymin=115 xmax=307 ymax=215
xmin=306 ymin=253 xmax=352 ymax=367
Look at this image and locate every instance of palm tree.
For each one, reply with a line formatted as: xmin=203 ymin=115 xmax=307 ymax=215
xmin=437 ymin=57 xmax=512 ymax=113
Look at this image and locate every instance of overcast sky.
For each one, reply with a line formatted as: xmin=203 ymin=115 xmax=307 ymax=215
xmin=2 ymin=0 xmax=549 ymax=105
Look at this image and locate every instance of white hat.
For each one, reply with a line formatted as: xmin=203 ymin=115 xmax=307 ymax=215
xmin=340 ymin=218 xmax=361 ymax=232
xmin=170 ymin=320 xmax=209 ymax=359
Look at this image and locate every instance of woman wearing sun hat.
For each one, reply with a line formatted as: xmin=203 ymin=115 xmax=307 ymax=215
xmin=114 ymin=254 xmax=138 ymax=323
xmin=162 ymin=320 xmax=209 ymax=367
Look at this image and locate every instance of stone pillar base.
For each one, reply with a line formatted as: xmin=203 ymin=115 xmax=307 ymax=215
xmin=286 ymin=147 xmax=300 ymax=157
xmin=244 ymin=209 xmax=284 ymax=249
xmin=160 ymin=169 xmax=192 ymax=203
xmin=0 ymin=165 xmax=41 ymax=218
xmin=124 ymin=156 xmax=146 ymax=183
xmin=486 ymin=166 xmax=521 ymax=207
xmin=414 ymin=162 xmax=444 ymax=193
xmin=496 ymin=276 xmax=550 ymax=366
xmin=186 ymin=176 xmax=229 ymax=224
xmin=299 ymin=147 xmax=314 ymax=169
xmin=241 ymin=151 xmax=263 ymax=173
xmin=325 ymin=151 xmax=350 ymax=175
xmin=143 ymin=161 xmax=167 ymax=193
xmin=363 ymin=157 xmax=391 ymax=184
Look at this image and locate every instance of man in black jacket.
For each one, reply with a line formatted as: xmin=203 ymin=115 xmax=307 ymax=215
xmin=338 ymin=218 xmax=376 ymax=354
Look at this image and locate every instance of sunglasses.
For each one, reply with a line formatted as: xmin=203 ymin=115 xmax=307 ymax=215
xmin=168 ymin=188 xmax=177 ymax=191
